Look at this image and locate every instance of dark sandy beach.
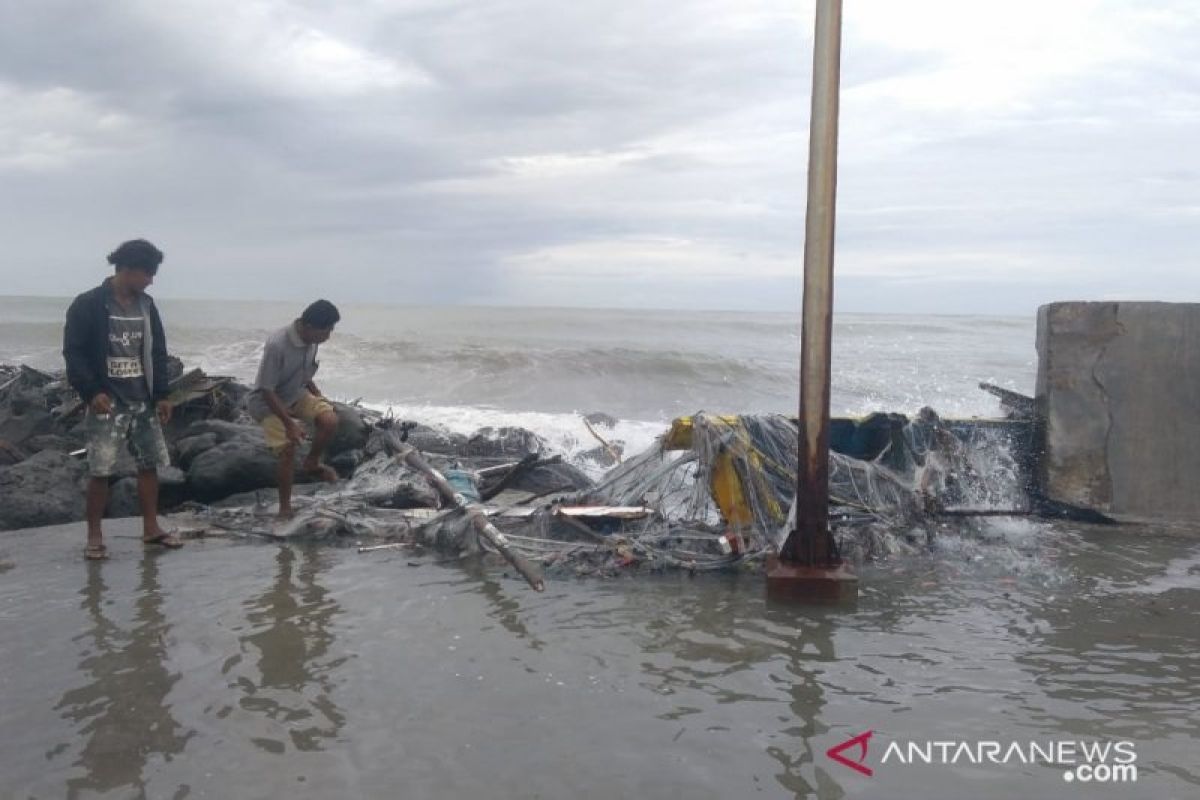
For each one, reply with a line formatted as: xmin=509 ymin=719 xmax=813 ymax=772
xmin=2 ymin=515 xmax=1196 ymax=798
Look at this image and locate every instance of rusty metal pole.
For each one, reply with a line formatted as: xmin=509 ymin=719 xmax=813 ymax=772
xmin=767 ymin=0 xmax=857 ymax=603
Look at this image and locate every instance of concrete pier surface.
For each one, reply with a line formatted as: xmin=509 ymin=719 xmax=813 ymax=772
xmin=2 ymin=515 xmax=1198 ymax=798
xmin=1037 ymin=302 xmax=1200 ymax=520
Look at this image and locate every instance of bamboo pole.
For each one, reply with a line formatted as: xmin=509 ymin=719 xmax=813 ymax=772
xmin=400 ymin=446 xmax=546 ymax=592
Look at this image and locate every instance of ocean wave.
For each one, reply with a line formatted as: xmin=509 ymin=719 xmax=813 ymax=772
xmin=359 ymin=401 xmax=667 ymax=479
xmin=2 ymin=305 xmax=1034 ymax=422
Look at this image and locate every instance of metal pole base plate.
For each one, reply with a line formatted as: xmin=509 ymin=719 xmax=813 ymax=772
xmin=766 ymin=556 xmax=859 ymax=605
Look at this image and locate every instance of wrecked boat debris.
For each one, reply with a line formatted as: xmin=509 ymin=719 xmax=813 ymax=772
xmin=2 ymin=359 xmax=1103 ymax=588
xmin=172 ymin=407 xmax=1064 ymax=585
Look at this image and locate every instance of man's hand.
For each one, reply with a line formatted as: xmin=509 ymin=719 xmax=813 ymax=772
xmin=89 ymin=393 xmax=113 ymax=416
xmin=156 ymin=399 xmax=173 ymax=425
xmin=285 ymin=419 xmax=306 ymax=445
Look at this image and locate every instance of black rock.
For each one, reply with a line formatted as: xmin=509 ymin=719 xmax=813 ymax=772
xmin=0 ymin=450 xmax=86 ymax=531
xmin=105 ymin=477 xmax=141 ymax=518
xmin=220 ymin=381 xmax=251 ymax=413
xmin=166 ymin=355 xmax=185 ymax=382
xmin=579 ymin=442 xmax=625 ymax=468
xmin=158 ymin=465 xmax=188 ymax=509
xmin=584 ymin=412 xmax=619 ymax=429
xmin=182 ymin=419 xmax=265 ymax=445
xmin=22 ymin=434 xmax=83 ymax=454
xmin=0 ymin=440 xmax=26 ymax=467
xmin=105 ymin=466 xmax=189 ymax=518
xmin=186 ymin=438 xmax=279 ymax=503
xmin=182 ymin=435 xmax=334 ymax=503
xmin=0 ymin=403 xmax=54 ymax=447
xmin=510 ymin=460 xmax=594 ymax=494
xmin=328 ymin=402 xmax=371 ymax=457
xmin=328 ymin=448 xmax=363 ymax=478
xmin=464 ymin=426 xmax=546 ymax=458
xmin=398 ymin=424 xmax=467 ymax=456
xmin=175 ymin=433 xmax=220 ymax=470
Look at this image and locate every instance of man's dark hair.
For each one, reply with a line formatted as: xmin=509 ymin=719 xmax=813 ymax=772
xmin=301 ymin=299 xmax=341 ymax=329
xmin=107 ymin=239 xmax=163 ymax=275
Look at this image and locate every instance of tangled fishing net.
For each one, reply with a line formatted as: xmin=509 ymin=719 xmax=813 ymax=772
xmin=178 ymin=411 xmax=1029 ymax=579
xmin=498 ymin=411 xmax=1027 ymax=576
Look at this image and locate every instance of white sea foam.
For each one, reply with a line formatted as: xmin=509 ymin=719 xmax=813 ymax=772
xmin=358 ymin=401 xmax=667 ymax=478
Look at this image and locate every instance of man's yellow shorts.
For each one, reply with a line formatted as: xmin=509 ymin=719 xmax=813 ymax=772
xmin=261 ymin=391 xmax=335 ymax=453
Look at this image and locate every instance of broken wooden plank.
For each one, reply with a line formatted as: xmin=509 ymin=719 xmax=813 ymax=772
xmin=978 ymin=382 xmax=1037 ymax=418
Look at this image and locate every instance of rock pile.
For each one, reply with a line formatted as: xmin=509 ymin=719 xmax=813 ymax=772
xmin=0 ymin=363 xmax=595 ymax=531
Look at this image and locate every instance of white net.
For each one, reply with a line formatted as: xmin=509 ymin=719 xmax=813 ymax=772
xmin=178 ymin=410 xmax=1032 ymax=578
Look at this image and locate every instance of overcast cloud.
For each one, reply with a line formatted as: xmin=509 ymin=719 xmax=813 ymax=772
xmin=1 ymin=0 xmax=1196 ymax=313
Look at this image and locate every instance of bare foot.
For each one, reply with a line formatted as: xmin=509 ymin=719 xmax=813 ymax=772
xmin=277 ymin=506 xmax=295 ymax=521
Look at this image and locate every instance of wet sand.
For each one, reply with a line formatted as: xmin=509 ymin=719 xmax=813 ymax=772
xmin=1 ymin=517 xmax=1197 ymax=799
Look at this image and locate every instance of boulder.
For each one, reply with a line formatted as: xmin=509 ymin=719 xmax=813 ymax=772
xmin=510 ymin=460 xmax=594 ymax=495
xmin=175 ymin=433 xmax=219 ymax=470
xmin=186 ymin=438 xmax=279 ymax=503
xmin=584 ymin=412 xmax=619 ymax=429
xmin=181 ymin=405 xmax=368 ymax=459
xmin=182 ymin=419 xmax=265 ymax=445
xmin=166 ymin=355 xmax=185 ymax=382
xmin=22 ymin=434 xmax=83 ymax=454
xmin=579 ymin=442 xmax=625 ymax=469
xmin=328 ymin=402 xmax=371 ymax=457
xmin=106 ymin=465 xmax=189 ymax=518
xmin=0 ymin=440 xmax=25 ymax=467
xmin=106 ymin=477 xmax=140 ymax=518
xmin=183 ymin=434 xmax=336 ymax=503
xmin=0 ymin=450 xmax=86 ymax=531
xmin=0 ymin=402 xmax=55 ymax=447
xmin=219 ymin=381 xmax=252 ymax=415
xmin=328 ymin=448 xmax=363 ymax=478
xmin=397 ymin=424 xmax=466 ymax=456
xmin=464 ymin=426 xmax=546 ymax=458
xmin=158 ymin=465 xmax=188 ymax=509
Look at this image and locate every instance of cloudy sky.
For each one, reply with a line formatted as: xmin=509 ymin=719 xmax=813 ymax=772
xmin=1 ymin=0 xmax=1196 ymax=313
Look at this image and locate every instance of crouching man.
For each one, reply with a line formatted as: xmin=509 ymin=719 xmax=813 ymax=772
xmin=248 ymin=300 xmax=342 ymax=519
xmin=64 ymin=239 xmax=182 ymax=559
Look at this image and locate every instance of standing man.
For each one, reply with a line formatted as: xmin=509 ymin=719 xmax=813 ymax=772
xmin=247 ymin=300 xmax=342 ymax=519
xmin=64 ymin=239 xmax=182 ymax=560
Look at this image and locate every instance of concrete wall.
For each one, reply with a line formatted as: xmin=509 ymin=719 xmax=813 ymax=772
xmin=1037 ymin=302 xmax=1200 ymax=519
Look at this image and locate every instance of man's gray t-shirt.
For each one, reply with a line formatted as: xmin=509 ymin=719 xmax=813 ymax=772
xmin=247 ymin=323 xmax=318 ymax=421
xmin=105 ymin=295 xmax=149 ymax=405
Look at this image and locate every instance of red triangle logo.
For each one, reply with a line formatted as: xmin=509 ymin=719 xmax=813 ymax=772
xmin=826 ymin=730 xmax=874 ymax=777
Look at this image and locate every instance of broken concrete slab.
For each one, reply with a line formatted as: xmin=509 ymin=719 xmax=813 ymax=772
xmin=1037 ymin=301 xmax=1200 ymax=518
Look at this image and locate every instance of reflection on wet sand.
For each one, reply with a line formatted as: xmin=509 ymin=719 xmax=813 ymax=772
xmin=621 ymin=581 xmax=842 ymax=798
xmin=1011 ymin=533 xmax=1200 ymax=784
xmin=467 ymin=558 xmax=546 ymax=650
xmin=761 ymin=610 xmax=841 ymax=799
xmin=5 ymin=515 xmax=1192 ymax=800
xmin=234 ymin=545 xmax=346 ymax=753
xmin=54 ymin=556 xmax=191 ymax=798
